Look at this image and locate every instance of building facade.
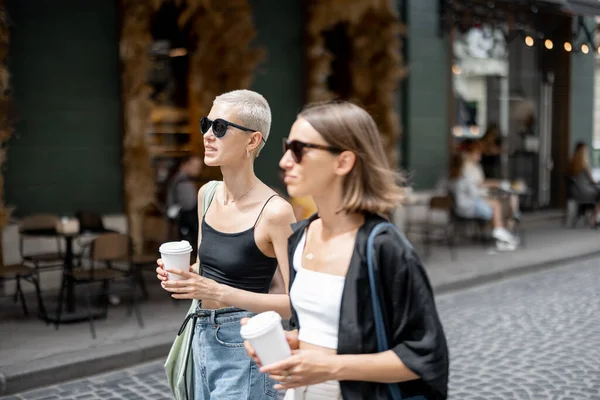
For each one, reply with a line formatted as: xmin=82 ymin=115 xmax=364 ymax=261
xmin=4 ymin=0 xmax=599 ymax=216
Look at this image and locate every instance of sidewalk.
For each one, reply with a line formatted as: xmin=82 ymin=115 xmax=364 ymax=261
xmin=1 ymin=212 xmax=599 ymax=396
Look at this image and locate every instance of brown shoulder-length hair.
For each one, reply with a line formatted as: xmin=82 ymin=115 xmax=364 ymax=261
xmin=449 ymin=153 xmax=465 ymax=179
xmin=569 ymin=141 xmax=589 ymax=176
xmin=298 ymin=101 xmax=404 ymax=215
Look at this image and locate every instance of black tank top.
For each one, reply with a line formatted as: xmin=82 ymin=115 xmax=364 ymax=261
xmin=198 ymin=195 xmax=279 ymax=294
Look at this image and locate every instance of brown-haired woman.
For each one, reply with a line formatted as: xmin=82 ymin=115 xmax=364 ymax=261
xmin=569 ymin=142 xmax=600 ymax=226
xmin=244 ymin=101 xmax=449 ymax=400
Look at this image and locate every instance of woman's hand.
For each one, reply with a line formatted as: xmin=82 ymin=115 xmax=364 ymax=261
xmin=157 ymin=259 xmax=199 ymax=282
xmin=240 ymin=320 xmax=299 ymax=368
xmin=161 ymin=268 xmax=222 ymax=300
xmin=260 ymin=350 xmax=339 ymax=390
xmin=156 ymin=259 xmax=168 ymax=282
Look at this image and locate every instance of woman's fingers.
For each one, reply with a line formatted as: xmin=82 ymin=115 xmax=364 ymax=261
xmin=161 ymin=283 xmax=194 ymax=293
xmin=156 ymin=262 xmax=167 ymax=281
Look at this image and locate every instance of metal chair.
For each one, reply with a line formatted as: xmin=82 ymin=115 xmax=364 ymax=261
xmin=422 ymin=195 xmax=455 ymax=260
xmin=447 ymin=194 xmax=491 ymax=254
xmin=130 ymin=215 xmax=171 ymax=300
xmin=19 ymin=214 xmax=64 ymax=273
xmin=564 ymin=176 xmax=596 ymax=228
xmin=55 ymin=233 xmax=144 ymax=339
xmin=0 ymin=262 xmax=46 ymax=318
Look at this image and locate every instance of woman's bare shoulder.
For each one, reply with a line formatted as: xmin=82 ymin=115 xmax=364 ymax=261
xmin=261 ymin=189 xmax=296 ymax=227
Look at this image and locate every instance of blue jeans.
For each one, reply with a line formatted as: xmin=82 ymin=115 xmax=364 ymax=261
xmin=192 ymin=307 xmax=278 ymax=400
xmin=472 ymin=198 xmax=493 ymax=220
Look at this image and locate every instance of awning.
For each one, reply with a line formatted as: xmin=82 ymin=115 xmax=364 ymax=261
xmin=542 ymin=0 xmax=600 ymax=16
xmin=484 ymin=0 xmax=600 ymax=16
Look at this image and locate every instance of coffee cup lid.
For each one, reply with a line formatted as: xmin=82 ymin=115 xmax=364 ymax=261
xmin=240 ymin=311 xmax=282 ymax=340
xmin=159 ymin=240 xmax=193 ymax=255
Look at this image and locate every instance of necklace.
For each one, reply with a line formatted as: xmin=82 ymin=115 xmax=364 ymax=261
xmin=223 ymin=183 xmax=257 ymax=205
xmin=304 ymin=225 xmax=361 ymax=261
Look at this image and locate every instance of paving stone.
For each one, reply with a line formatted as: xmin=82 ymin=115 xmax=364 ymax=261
xmin=438 ymin=258 xmax=600 ymax=399
xmin=2 ymin=259 xmax=599 ymax=399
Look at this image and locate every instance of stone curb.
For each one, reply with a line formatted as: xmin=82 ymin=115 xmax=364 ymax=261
xmin=0 ymin=332 xmax=173 ymax=396
xmin=434 ymin=250 xmax=600 ymax=295
xmin=2 ymin=249 xmax=600 ymax=396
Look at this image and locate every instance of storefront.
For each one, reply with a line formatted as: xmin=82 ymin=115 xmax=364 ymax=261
xmin=403 ymin=0 xmax=600 ymax=208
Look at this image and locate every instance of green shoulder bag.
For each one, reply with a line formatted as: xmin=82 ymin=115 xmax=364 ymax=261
xmin=164 ymin=180 xmax=221 ymax=400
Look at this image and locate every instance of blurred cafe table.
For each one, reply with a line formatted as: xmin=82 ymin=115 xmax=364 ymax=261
xmin=489 ymin=180 xmax=530 ymax=200
xmin=20 ymin=219 xmax=116 ymax=323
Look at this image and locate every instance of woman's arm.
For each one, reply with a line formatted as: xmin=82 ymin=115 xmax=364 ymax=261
xmin=261 ymin=349 xmax=418 ymax=390
xmin=268 ymin=267 xmax=286 ymax=294
xmin=332 ymin=351 xmax=418 ymax=383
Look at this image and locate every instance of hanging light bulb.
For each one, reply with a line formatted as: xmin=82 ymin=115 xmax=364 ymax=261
xmin=581 ymin=43 xmax=589 ymax=54
xmin=525 ymin=36 xmax=534 ymax=47
xmin=564 ymin=42 xmax=572 ymax=52
xmin=452 ymin=64 xmax=462 ymax=75
xmin=544 ymin=39 xmax=553 ymax=50
xmin=597 ymin=47 xmax=600 ymax=55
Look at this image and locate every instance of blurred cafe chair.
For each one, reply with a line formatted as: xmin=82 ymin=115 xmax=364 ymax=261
xmin=55 ymin=233 xmax=144 ymax=339
xmin=19 ymin=214 xmax=64 ymax=278
xmin=0 ymin=249 xmax=47 ymax=318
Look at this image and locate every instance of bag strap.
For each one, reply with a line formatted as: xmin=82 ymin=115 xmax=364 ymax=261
xmin=202 ymin=180 xmax=221 ymax=216
xmin=180 ymin=181 xmax=219 ymax=400
xmin=366 ymin=222 xmax=404 ymax=400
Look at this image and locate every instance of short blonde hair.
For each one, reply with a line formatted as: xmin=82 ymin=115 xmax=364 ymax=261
xmin=299 ymin=101 xmax=404 ymax=215
xmin=213 ymin=89 xmax=271 ymax=157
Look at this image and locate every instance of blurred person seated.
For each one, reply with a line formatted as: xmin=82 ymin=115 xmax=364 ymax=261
xmin=461 ymin=139 xmax=521 ymax=223
xmin=448 ymin=153 xmax=518 ymax=251
xmin=166 ymin=155 xmax=203 ymax=245
xmin=479 ymin=123 xmax=503 ymax=179
xmin=568 ymin=141 xmax=600 ymax=227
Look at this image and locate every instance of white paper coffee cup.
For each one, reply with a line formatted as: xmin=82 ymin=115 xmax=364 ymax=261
xmin=240 ymin=311 xmax=291 ymax=366
xmin=159 ymin=240 xmax=193 ymax=281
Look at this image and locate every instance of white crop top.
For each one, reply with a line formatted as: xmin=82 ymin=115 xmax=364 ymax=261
xmin=289 ymin=230 xmax=345 ymax=350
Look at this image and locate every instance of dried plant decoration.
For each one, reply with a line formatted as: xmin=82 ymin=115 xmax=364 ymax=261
xmin=120 ymin=0 xmax=263 ymax=248
xmin=0 ymin=0 xmax=14 ymax=228
xmin=305 ymin=0 xmax=407 ymax=166
xmin=120 ymin=0 xmax=157 ymax=253
xmin=182 ymin=0 xmax=265 ymax=180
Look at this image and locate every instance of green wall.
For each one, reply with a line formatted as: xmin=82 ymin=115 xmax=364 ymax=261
xmin=5 ymin=0 xmax=123 ymax=217
xmin=250 ymin=0 xmax=304 ymax=190
xmin=4 ymin=0 xmax=304 ymax=216
xmin=405 ymin=0 xmax=450 ymax=189
xmin=569 ymin=18 xmax=596 ymax=152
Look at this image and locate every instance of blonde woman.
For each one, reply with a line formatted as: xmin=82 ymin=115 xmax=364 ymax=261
xmin=157 ymin=90 xmax=296 ymax=399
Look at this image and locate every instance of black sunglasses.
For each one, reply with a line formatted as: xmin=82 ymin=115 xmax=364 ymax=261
xmin=283 ymin=138 xmax=343 ymax=163
xmin=200 ymin=116 xmax=266 ymax=143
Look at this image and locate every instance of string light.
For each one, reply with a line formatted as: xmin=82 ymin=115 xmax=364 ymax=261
xmin=452 ymin=65 xmax=462 ymax=75
xmin=525 ymin=36 xmax=534 ymax=47
xmin=581 ymin=43 xmax=589 ymax=54
xmin=564 ymin=42 xmax=572 ymax=52
xmin=544 ymin=39 xmax=553 ymax=50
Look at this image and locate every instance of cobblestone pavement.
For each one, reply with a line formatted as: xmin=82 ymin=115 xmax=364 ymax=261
xmin=439 ymin=258 xmax=600 ymax=400
xmin=2 ymin=259 xmax=599 ymax=400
